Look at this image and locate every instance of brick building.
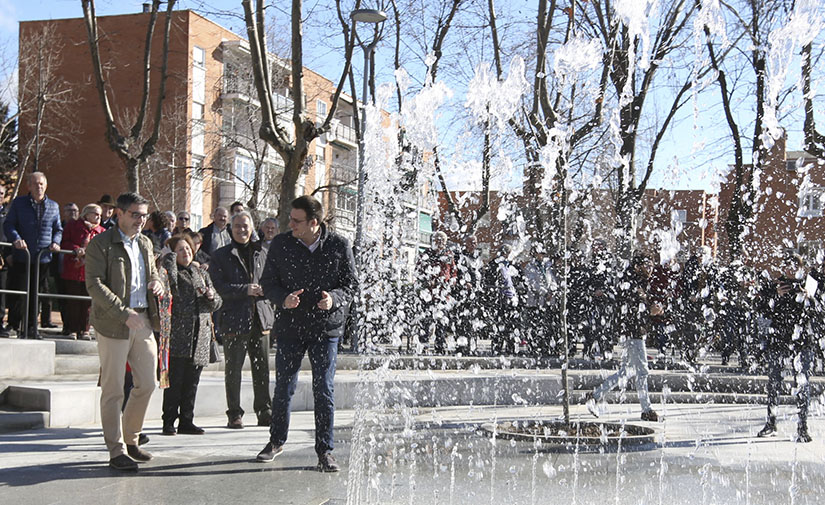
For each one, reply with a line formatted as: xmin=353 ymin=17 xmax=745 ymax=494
xmin=436 ymin=188 xmax=718 ymax=264
xmin=716 ymin=135 xmax=825 ymax=272
xmin=17 ymin=8 xmax=434 ymax=255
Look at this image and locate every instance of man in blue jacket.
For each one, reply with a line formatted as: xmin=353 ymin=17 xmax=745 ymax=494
xmin=256 ymin=195 xmax=356 ymax=473
xmin=3 ymin=172 xmax=61 ymax=339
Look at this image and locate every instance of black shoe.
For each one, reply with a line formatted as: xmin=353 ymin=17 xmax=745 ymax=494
xmin=256 ymin=442 xmax=284 ymax=462
xmin=162 ymin=425 xmax=177 ymax=436
xmin=227 ymin=416 xmax=244 ymax=429
xmin=757 ymin=423 xmax=777 ymax=438
xmin=797 ymin=425 xmax=813 ymax=443
xmin=257 ymin=413 xmax=271 ymax=427
xmin=41 ymin=322 xmax=58 ymax=329
xmin=0 ymin=327 xmax=9 ymax=338
xmin=317 ymin=452 xmax=340 ymax=472
xmin=27 ymin=331 xmax=44 ymax=340
xmin=126 ymin=444 xmax=152 ymax=462
xmin=177 ymin=424 xmax=205 ymax=435
xmin=641 ymin=409 xmax=660 ymax=422
xmin=138 ymin=433 xmax=150 ymax=446
xmin=109 ymin=454 xmax=138 ymax=471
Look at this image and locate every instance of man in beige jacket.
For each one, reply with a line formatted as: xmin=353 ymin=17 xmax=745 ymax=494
xmin=85 ymin=192 xmax=163 ymax=471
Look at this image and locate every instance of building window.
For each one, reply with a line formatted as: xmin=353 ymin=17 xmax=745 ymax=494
xmin=786 ymin=159 xmax=798 ymax=171
xmin=189 ymin=158 xmax=204 ymax=230
xmin=192 ymin=102 xmax=204 ymax=121
xmin=191 ymin=121 xmax=204 ymax=156
xmin=193 ymin=46 xmax=205 ymax=68
xmin=235 ymin=155 xmax=255 ymax=190
xmin=316 ymin=99 xmax=328 ymax=121
xmin=673 ymin=209 xmax=687 ymax=223
xmin=418 ymin=212 xmax=433 ymax=245
xmin=799 ymin=189 xmax=824 ymax=217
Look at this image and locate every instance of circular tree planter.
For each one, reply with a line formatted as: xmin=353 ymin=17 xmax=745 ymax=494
xmin=480 ymin=420 xmax=658 ymax=448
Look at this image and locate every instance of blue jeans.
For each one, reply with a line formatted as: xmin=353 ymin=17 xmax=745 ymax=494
xmin=269 ymin=335 xmax=338 ymax=455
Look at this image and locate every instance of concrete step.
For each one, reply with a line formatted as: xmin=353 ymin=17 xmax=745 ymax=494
xmin=570 ymin=389 xmax=799 ymax=407
xmin=0 ymin=339 xmax=55 ymax=378
xmin=4 ymin=367 xmax=821 ymax=428
xmin=0 ymin=406 xmax=48 ymax=432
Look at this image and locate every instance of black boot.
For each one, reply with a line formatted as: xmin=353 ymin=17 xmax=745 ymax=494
xmin=757 ymin=417 xmax=777 ymax=438
xmin=797 ymin=421 xmax=812 ymax=443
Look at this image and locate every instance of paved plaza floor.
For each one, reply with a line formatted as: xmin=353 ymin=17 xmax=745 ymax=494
xmin=1 ymin=401 xmax=824 ymax=505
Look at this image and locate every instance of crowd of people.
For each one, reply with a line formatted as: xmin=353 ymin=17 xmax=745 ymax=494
xmin=1 ymin=172 xmax=819 ymax=470
xmin=416 ymin=231 xmax=823 ymax=439
xmin=0 ymin=174 xmax=355 ymax=472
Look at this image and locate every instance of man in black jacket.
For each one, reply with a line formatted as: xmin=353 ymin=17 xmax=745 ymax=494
xmin=756 ymin=252 xmax=815 ymax=442
xmin=256 ymin=195 xmax=356 ymax=473
xmin=209 ymin=211 xmax=274 ymax=429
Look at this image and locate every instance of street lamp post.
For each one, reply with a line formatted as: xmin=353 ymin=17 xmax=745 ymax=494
xmin=350 ymin=8 xmax=386 ymax=354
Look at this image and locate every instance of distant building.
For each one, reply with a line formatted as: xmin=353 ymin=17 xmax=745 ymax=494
xmin=17 ymin=8 xmax=434 ymax=259
xmin=436 ymin=188 xmax=718 ymax=265
xmin=717 ymin=133 xmax=825 ymax=272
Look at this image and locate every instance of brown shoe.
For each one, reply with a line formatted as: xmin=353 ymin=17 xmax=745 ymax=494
xmin=227 ymin=416 xmax=244 ymax=429
xmin=640 ymin=409 xmax=660 ymax=422
xmin=126 ymin=444 xmax=152 ymax=462
xmin=109 ymin=454 xmax=138 ymax=471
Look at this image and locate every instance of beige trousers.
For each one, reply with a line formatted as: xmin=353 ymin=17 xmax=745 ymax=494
xmin=96 ymin=312 xmax=157 ymax=458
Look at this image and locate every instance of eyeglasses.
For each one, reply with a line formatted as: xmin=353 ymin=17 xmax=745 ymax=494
xmin=178 ymin=216 xmax=190 ymax=222
xmin=129 ymin=211 xmax=150 ymax=220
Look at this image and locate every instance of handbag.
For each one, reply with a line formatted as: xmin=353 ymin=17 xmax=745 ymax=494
xmin=209 ymin=337 xmax=222 ymax=363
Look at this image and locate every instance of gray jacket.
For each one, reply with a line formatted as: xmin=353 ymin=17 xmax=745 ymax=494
xmin=162 ymin=254 xmax=222 ymax=366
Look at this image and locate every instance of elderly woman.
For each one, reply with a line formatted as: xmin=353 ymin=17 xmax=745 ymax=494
xmin=60 ymin=203 xmax=105 ymax=340
xmin=160 ymin=234 xmax=222 ymax=435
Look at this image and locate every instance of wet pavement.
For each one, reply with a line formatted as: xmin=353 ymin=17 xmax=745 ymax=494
xmin=2 ymin=401 xmax=824 ymax=505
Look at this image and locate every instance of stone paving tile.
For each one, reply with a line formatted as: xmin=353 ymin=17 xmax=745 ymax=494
xmin=1 ymin=403 xmax=824 ymax=504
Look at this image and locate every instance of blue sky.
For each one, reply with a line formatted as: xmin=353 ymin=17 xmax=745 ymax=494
xmin=0 ymin=0 xmax=811 ymax=195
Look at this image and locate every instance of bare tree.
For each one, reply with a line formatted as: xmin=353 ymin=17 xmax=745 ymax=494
xmin=81 ymin=0 xmax=176 ymax=193
xmin=209 ymin=60 xmax=282 ymax=222
xmin=701 ymin=0 xmax=805 ymax=259
xmin=802 ymin=41 xmax=825 ymax=158
xmin=241 ymin=0 xmax=358 ymax=231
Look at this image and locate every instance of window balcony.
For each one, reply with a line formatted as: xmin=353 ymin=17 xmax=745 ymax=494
xmin=328 ymin=119 xmax=358 ymax=149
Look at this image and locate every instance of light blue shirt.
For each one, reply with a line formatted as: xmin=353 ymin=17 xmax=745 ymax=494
xmin=118 ymin=229 xmax=148 ymax=309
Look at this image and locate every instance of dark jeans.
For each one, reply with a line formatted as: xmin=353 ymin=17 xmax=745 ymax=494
xmin=269 ymin=335 xmax=338 ymax=456
xmin=524 ymin=305 xmax=554 ymax=357
xmin=223 ymin=323 xmax=270 ymax=420
xmin=162 ymin=356 xmax=203 ymax=427
xmin=8 ymin=261 xmax=49 ymax=335
xmin=0 ymin=268 xmax=7 ymax=327
xmin=62 ymin=279 xmax=91 ymax=334
xmin=766 ymin=347 xmax=813 ymax=425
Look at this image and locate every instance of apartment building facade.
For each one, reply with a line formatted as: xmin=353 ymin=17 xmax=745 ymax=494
xmin=716 ymin=135 xmax=825 ymax=272
xmin=17 ymin=8 xmax=435 ymax=256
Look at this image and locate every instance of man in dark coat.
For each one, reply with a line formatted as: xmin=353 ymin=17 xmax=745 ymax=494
xmin=256 ymin=195 xmax=356 ymax=473
xmin=198 ymin=206 xmax=231 ymax=259
xmin=209 ymin=211 xmax=274 ymax=429
xmin=3 ymin=172 xmax=62 ymax=339
xmin=757 ymin=252 xmax=816 ymax=442
xmin=98 ymin=194 xmax=117 ymax=230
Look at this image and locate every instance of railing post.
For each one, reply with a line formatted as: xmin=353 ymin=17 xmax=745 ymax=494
xmin=22 ymin=247 xmax=30 ymax=335
xmin=32 ymin=248 xmax=44 ymax=335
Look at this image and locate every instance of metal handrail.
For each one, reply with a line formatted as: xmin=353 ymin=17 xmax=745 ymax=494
xmin=33 ymin=249 xmax=93 ymax=320
xmin=0 ymin=241 xmax=30 ymax=330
